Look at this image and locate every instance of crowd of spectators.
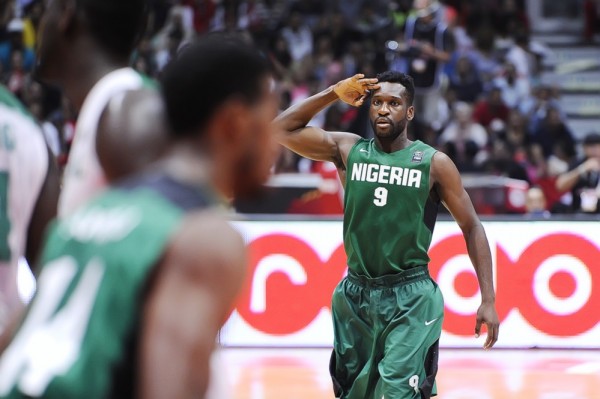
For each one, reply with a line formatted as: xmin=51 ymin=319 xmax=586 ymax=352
xmin=1 ymin=0 xmax=597 ymax=214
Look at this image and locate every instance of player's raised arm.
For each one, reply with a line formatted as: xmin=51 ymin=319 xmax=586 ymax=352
xmin=139 ymin=213 xmax=246 ymax=399
xmin=431 ymin=152 xmax=499 ymax=349
xmin=274 ymin=74 xmax=379 ymax=166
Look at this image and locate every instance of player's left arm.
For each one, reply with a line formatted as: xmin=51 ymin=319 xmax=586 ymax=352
xmin=138 ymin=212 xmax=246 ymax=398
xmin=431 ymin=152 xmax=499 ymax=349
xmin=26 ymin=145 xmax=60 ymax=271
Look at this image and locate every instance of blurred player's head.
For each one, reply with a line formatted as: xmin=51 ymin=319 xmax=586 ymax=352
xmin=369 ymin=71 xmax=415 ymax=140
xmin=161 ymin=34 xmax=278 ymax=199
xmin=36 ymin=0 xmax=147 ymax=82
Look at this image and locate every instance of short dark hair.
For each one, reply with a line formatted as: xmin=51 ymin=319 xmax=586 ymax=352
xmin=78 ymin=0 xmax=147 ymax=58
xmin=376 ymin=71 xmax=415 ymax=105
xmin=583 ymin=132 xmax=600 ymax=146
xmin=160 ymin=34 xmax=271 ymax=137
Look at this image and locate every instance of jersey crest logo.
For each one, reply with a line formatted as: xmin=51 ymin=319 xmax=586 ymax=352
xmin=411 ymin=151 xmax=424 ymax=163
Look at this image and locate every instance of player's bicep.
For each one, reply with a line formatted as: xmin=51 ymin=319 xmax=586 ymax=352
xmin=275 ymin=125 xmax=359 ymax=165
xmin=432 ymin=152 xmax=480 ymax=230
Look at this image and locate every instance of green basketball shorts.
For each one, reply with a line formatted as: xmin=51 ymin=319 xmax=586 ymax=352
xmin=329 ymin=265 xmax=444 ymax=399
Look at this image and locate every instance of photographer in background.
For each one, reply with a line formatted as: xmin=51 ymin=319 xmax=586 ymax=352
xmin=394 ymin=0 xmax=454 ymax=127
xmin=556 ymin=133 xmax=600 ymax=214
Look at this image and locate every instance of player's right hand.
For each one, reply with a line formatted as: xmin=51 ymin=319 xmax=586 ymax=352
xmin=333 ymin=74 xmax=379 ymax=107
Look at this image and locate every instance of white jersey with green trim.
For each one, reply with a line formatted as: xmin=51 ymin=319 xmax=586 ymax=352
xmin=58 ymin=68 xmax=150 ymax=218
xmin=0 ymin=85 xmax=48 ymax=325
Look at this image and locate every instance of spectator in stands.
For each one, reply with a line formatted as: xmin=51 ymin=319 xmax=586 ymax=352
xmin=482 ymin=138 xmax=529 ymax=182
xmin=184 ymin=0 xmax=217 ymax=34
xmin=280 ymin=11 xmax=313 ymax=62
xmin=556 ymin=133 xmax=600 ymax=213
xmin=312 ymin=35 xmax=336 ymax=83
xmin=132 ymin=36 xmax=158 ymax=77
xmin=389 ymin=0 xmax=413 ymax=32
xmin=22 ymin=0 xmax=43 ymax=50
xmin=6 ymin=49 xmax=26 ymax=97
xmin=288 ymin=0 xmax=329 ymax=28
xmin=505 ymin=30 xmax=534 ymax=83
xmin=29 ymin=100 xmax=62 ymax=158
xmin=355 ymin=2 xmax=391 ymax=39
xmin=313 ymin=12 xmax=353 ymax=60
xmin=473 ymin=86 xmax=510 ymax=128
xmin=439 ymin=101 xmax=488 ymax=171
xmin=494 ymin=61 xmax=530 ymax=109
xmin=448 ymin=55 xmax=483 ymax=103
xmin=153 ymin=3 xmax=194 ymax=52
xmin=155 ymin=28 xmax=184 ymax=72
xmin=0 ymin=0 xmax=591 ymax=219
xmin=0 ymin=18 xmax=35 ymax=72
xmin=503 ymin=110 xmax=529 ymax=149
xmin=519 ymin=84 xmax=563 ymax=132
xmin=395 ymin=0 xmax=454 ymax=126
xmin=531 ymin=107 xmax=575 ymax=159
xmin=524 ymin=186 xmax=551 ymax=218
xmin=468 ymin=27 xmax=501 ymax=89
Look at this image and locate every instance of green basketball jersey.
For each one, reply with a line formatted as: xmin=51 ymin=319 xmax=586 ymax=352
xmin=0 ymin=176 xmax=212 ymax=398
xmin=344 ymin=139 xmax=439 ymax=277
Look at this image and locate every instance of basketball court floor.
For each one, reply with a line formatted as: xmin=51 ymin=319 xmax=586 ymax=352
xmin=222 ymin=347 xmax=600 ymax=398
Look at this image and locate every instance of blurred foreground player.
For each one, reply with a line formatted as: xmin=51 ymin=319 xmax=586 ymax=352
xmin=0 ymin=0 xmax=59 ymax=335
xmin=275 ymin=72 xmax=498 ymax=398
xmin=0 ymin=78 xmax=59 ymax=332
xmin=0 ymin=36 xmax=277 ymax=399
xmin=35 ymin=0 xmax=167 ymax=217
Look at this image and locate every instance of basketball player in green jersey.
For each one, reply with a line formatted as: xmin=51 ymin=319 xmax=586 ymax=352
xmin=0 ymin=36 xmax=277 ymax=399
xmin=35 ymin=0 xmax=168 ymax=217
xmin=275 ymin=72 xmax=499 ymax=398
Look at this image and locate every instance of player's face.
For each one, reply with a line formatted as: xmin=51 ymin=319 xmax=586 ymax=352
xmin=35 ymin=0 xmax=62 ymax=82
xmin=233 ymin=76 xmax=279 ymax=197
xmin=369 ymin=82 xmax=414 ymax=141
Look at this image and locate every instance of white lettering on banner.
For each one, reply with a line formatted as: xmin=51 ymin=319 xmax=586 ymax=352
xmin=350 ymin=163 xmax=421 ymax=188
xmin=250 ymin=254 xmax=307 ymax=313
xmin=224 ymin=221 xmax=600 ymax=348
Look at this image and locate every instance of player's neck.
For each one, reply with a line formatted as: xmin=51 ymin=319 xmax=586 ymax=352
xmin=159 ymin=145 xmax=233 ymax=203
xmin=375 ymin=133 xmax=412 ymax=153
xmin=159 ymin=146 xmax=211 ymax=184
xmin=60 ymin=41 xmax=130 ymax=110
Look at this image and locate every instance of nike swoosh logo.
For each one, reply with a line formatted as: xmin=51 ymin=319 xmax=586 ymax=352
xmin=425 ymin=318 xmax=438 ymax=326
xmin=359 ymin=149 xmax=368 ymax=153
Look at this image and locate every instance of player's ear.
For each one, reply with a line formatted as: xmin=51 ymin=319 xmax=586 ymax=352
xmin=59 ymin=0 xmax=78 ymax=37
xmin=211 ymin=98 xmax=253 ymax=153
xmin=407 ymin=105 xmax=415 ymax=121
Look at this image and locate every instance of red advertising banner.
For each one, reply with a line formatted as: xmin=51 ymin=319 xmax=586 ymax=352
xmin=221 ymin=221 xmax=600 ymax=348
